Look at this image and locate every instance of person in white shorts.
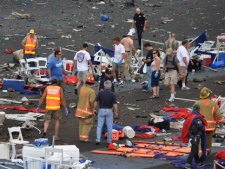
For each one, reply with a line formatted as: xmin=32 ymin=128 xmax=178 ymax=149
xmin=74 ymin=43 xmax=94 ymax=95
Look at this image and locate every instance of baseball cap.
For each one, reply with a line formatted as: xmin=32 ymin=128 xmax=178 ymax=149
xmin=105 ymin=68 xmax=112 ymax=74
xmin=166 ymin=48 xmax=173 ymax=55
xmin=192 ymin=104 xmax=200 ymax=111
xmin=29 ymin=29 xmax=35 ymax=34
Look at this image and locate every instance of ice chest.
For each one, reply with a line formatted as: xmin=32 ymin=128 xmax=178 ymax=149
xmin=211 ymin=61 xmax=224 ymax=68
xmin=3 ymin=79 xmax=25 ymax=91
xmin=201 ymin=54 xmax=211 ymax=66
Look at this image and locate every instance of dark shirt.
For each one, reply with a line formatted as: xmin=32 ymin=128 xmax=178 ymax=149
xmin=95 ymin=89 xmax=117 ymax=109
xmin=146 ymin=49 xmax=153 ymax=66
xmin=188 ymin=116 xmax=204 ymax=138
xmin=133 ymin=13 xmax=146 ymax=28
xmin=99 ymin=76 xmax=114 ymax=92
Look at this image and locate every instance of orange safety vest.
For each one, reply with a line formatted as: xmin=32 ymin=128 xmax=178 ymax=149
xmin=46 ymin=86 xmax=61 ymax=110
xmin=24 ymin=35 xmax=37 ymax=55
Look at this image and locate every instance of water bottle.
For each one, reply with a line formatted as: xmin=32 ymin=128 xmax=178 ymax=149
xmin=34 ymin=138 xmax=49 ymax=148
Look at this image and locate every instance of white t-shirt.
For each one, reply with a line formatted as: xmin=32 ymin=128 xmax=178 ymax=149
xmin=74 ymin=50 xmax=91 ymax=71
xmin=177 ymin=45 xmax=189 ymax=66
xmin=113 ymin=44 xmax=125 ymax=63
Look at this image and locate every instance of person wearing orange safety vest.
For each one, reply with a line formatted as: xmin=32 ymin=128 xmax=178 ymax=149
xmin=21 ymin=29 xmax=38 ymax=70
xmin=75 ymin=75 xmax=96 ymax=143
xmin=36 ymin=77 xmax=68 ymax=140
xmin=194 ymin=87 xmax=224 ymax=152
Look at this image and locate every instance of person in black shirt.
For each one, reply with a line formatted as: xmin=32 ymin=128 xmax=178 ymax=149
xmin=142 ymin=42 xmax=153 ymax=91
xmin=131 ymin=8 xmax=147 ymax=48
xmin=99 ymin=68 xmax=114 ymax=92
xmin=94 ymin=80 xmax=118 ymax=145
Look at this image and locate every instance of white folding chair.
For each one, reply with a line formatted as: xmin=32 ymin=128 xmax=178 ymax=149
xmin=36 ymin=57 xmax=47 ymax=76
xmin=19 ymin=59 xmax=27 ymax=74
xmin=26 ymin=58 xmax=39 ymax=75
xmin=0 ymin=143 xmax=10 ymax=159
xmin=8 ymin=127 xmax=29 ymax=159
xmin=45 ymin=148 xmax=63 ymax=169
xmin=62 ymin=59 xmax=74 ymax=74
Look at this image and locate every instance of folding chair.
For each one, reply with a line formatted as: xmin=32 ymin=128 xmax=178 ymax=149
xmin=8 ymin=127 xmax=29 ymax=159
xmin=19 ymin=59 xmax=27 ymax=74
xmin=36 ymin=57 xmax=47 ymax=76
xmin=62 ymin=60 xmax=74 ymax=74
xmin=26 ymin=58 xmax=39 ymax=75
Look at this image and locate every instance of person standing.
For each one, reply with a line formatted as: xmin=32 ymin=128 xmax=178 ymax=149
xmin=149 ymin=49 xmax=161 ymax=99
xmin=180 ymin=104 xmax=207 ymax=169
xmin=143 ymin=42 xmax=153 ymax=92
xmin=21 ymin=29 xmax=38 ymax=68
xmin=177 ymin=40 xmax=192 ymax=90
xmin=194 ymin=87 xmax=224 ymax=152
xmin=163 ymin=33 xmax=180 ymax=52
xmin=99 ymin=68 xmax=114 ymax=92
xmin=121 ymin=32 xmax=137 ymax=81
xmin=36 ymin=77 xmax=68 ymax=140
xmin=112 ymin=36 xmax=125 ymax=86
xmin=47 ymin=47 xmax=61 ymax=64
xmin=162 ymin=48 xmax=180 ymax=102
xmin=74 ymin=43 xmax=94 ymax=95
xmin=94 ymin=80 xmax=118 ymax=145
xmin=47 ymin=50 xmax=67 ymax=91
xmin=131 ymin=8 xmax=147 ymax=48
xmin=75 ymin=75 xmax=96 ymax=143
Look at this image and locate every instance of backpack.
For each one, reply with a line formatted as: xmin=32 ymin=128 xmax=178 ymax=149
xmin=165 ymin=55 xmax=178 ymax=71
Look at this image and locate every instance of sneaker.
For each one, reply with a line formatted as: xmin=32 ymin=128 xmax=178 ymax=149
xmin=168 ymin=97 xmax=174 ymax=102
xmin=196 ymin=162 xmax=205 ymax=168
xmin=113 ymin=80 xmax=117 ymax=84
xmin=184 ymin=163 xmax=191 ymax=169
xmin=118 ymin=81 xmax=124 ymax=86
xmin=181 ymin=86 xmax=190 ymax=90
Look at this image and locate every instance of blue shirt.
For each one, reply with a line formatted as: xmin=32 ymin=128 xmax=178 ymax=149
xmin=47 ymin=59 xmax=64 ymax=80
xmin=95 ymin=89 xmax=117 ymax=109
xmin=47 ymin=53 xmax=55 ymax=63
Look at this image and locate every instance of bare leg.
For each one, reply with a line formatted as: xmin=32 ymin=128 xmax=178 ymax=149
xmin=112 ymin=69 xmax=116 ymax=80
xmin=44 ymin=121 xmax=50 ymax=133
xmin=76 ymin=80 xmax=82 ymax=89
xmin=171 ymin=85 xmax=175 ymax=94
xmin=156 ymin=86 xmax=159 ymax=96
xmin=55 ymin=120 xmax=60 ymax=138
xmin=153 ymin=87 xmax=157 ymax=96
xmin=120 ymin=72 xmax=124 ymax=81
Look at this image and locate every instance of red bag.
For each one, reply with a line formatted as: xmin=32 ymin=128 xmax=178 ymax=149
xmin=64 ymin=76 xmax=78 ymax=84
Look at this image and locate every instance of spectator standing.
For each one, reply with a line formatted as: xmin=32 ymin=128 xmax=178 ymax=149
xmin=177 ymin=40 xmax=192 ymax=90
xmin=143 ymin=42 xmax=153 ymax=92
xmin=121 ymin=32 xmax=137 ymax=81
xmin=112 ymin=36 xmax=125 ymax=86
xmin=47 ymin=50 xmax=67 ymax=91
xmin=74 ymin=43 xmax=94 ymax=95
xmin=131 ymin=8 xmax=147 ymax=48
xmin=162 ymin=48 xmax=180 ymax=102
xmin=149 ymin=49 xmax=161 ymax=99
xmin=94 ymin=80 xmax=118 ymax=145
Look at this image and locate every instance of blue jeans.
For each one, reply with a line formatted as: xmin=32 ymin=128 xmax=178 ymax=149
xmin=96 ymin=109 xmax=113 ymax=143
xmin=146 ymin=66 xmax=152 ymax=90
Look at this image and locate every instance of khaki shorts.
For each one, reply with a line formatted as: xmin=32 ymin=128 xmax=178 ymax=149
xmin=124 ymin=52 xmax=131 ymax=64
xmin=77 ymin=70 xmax=89 ymax=82
xmin=112 ymin=62 xmax=124 ymax=73
xmin=180 ymin=66 xmax=187 ymax=76
xmin=44 ymin=110 xmax=62 ymax=121
xmin=164 ymin=70 xmax=178 ymax=85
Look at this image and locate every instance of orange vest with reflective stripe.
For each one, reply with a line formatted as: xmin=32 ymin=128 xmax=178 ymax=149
xmin=76 ymin=85 xmax=96 ymax=118
xmin=195 ymin=99 xmax=224 ymax=131
xmin=46 ymin=86 xmax=61 ymax=110
xmin=24 ymin=35 xmax=37 ymax=55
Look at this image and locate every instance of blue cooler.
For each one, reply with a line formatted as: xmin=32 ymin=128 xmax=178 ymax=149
xmin=211 ymin=61 xmax=224 ymax=68
xmin=3 ymin=79 xmax=25 ymax=91
xmin=219 ymin=53 xmax=225 ymax=63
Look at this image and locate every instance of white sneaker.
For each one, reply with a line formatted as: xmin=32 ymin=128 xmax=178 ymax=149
xmin=168 ymin=97 xmax=174 ymax=102
xmin=113 ymin=80 xmax=117 ymax=84
xmin=118 ymin=81 xmax=124 ymax=86
xmin=181 ymin=86 xmax=190 ymax=90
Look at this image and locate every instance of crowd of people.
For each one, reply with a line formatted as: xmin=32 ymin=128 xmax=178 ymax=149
xmin=20 ymin=7 xmax=224 ymax=169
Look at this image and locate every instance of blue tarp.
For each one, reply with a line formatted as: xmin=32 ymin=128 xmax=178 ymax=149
xmin=94 ymin=46 xmax=115 ymax=58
